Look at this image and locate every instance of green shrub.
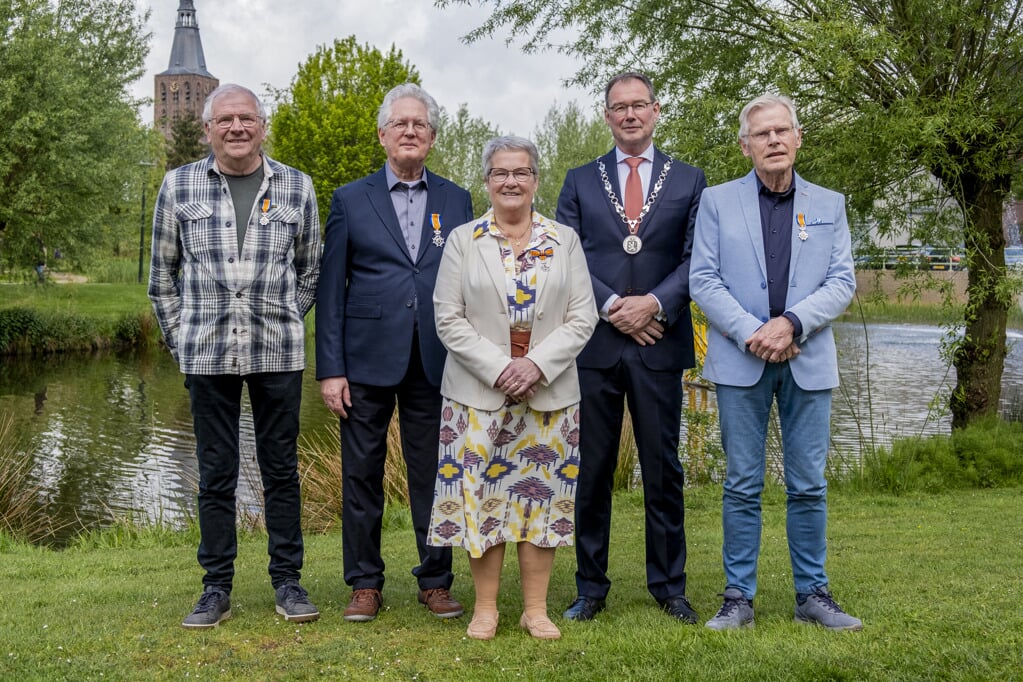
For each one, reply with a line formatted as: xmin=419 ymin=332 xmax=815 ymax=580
xmin=0 ymin=308 xmax=45 ymax=352
xmin=1 ymin=304 xmax=159 ymax=354
xmin=855 ymin=418 xmax=1023 ymax=493
xmin=113 ymin=309 xmax=159 ymax=348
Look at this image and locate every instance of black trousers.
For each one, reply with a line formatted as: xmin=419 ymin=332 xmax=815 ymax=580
xmin=574 ymin=345 xmax=688 ymax=603
xmin=339 ymin=341 xmax=452 ymax=591
xmin=187 ymin=371 xmax=305 ymax=590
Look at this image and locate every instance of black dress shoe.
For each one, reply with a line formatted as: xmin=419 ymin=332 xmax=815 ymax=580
xmin=563 ymin=596 xmax=606 ymax=621
xmin=659 ymin=595 xmax=698 ymax=624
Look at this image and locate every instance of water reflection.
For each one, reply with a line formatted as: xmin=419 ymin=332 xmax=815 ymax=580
xmin=0 ymin=345 xmax=337 ymax=540
xmin=1 ymin=325 xmax=1020 ymax=538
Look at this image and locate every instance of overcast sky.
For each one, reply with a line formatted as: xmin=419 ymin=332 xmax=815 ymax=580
xmin=130 ymin=0 xmax=595 ymax=137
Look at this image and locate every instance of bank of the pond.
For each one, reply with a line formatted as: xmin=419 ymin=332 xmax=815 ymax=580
xmin=0 ymin=283 xmax=160 ymax=354
xmin=4 ymin=276 xmax=1021 ymax=355
xmin=2 ymin=486 xmax=1021 ymax=681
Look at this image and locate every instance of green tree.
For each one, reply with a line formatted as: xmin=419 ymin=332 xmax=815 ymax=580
xmin=429 ymin=103 xmax=501 ymax=216
xmin=0 ymin=0 xmax=151 ymax=272
xmin=441 ymin=0 xmax=1023 ymax=429
xmin=531 ymin=101 xmax=611 ymax=216
xmin=269 ymin=37 xmax=419 ymax=222
xmin=165 ymin=113 xmax=207 ymax=170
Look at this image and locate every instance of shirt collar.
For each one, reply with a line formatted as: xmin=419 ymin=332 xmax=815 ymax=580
xmin=755 ymin=173 xmax=795 ymax=199
xmin=615 ymin=144 xmax=655 ymax=165
xmin=385 ymin=163 xmax=429 ymax=191
xmin=471 ymin=208 xmax=562 ymax=244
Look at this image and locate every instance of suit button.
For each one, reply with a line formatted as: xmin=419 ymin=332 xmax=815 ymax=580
xmin=414 ymin=267 xmax=420 ymax=274
xmin=406 ymin=301 xmax=413 ymax=308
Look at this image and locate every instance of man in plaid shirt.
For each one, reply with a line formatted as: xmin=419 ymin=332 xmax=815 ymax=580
xmin=149 ymin=83 xmax=321 ymax=630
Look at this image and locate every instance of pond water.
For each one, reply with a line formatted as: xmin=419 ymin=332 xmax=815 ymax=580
xmin=2 ymin=324 xmax=1021 ymax=537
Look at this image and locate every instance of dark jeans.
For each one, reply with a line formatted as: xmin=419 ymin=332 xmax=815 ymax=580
xmin=186 ymin=371 xmax=305 ymax=590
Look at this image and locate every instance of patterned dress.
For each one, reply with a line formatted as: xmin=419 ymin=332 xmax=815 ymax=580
xmin=428 ymin=212 xmax=581 ymax=558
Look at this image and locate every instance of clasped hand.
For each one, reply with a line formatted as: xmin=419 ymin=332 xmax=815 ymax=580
xmin=745 ymin=317 xmax=801 ymax=363
xmin=609 ymin=294 xmax=664 ymax=346
xmin=495 ymin=357 xmax=542 ymax=402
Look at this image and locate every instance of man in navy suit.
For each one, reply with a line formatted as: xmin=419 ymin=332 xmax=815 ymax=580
xmin=556 ymin=72 xmax=706 ymax=623
xmin=316 ymin=83 xmax=473 ymax=622
xmin=691 ymin=94 xmax=860 ymax=631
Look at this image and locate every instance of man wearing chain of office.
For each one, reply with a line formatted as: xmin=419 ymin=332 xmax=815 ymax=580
xmin=556 ymin=71 xmax=707 ymax=624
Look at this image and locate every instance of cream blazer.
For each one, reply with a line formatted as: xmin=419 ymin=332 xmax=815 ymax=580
xmin=434 ymin=213 xmax=598 ymax=412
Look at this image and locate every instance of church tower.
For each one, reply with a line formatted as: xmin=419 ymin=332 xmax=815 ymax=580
xmin=154 ymin=0 xmax=218 ymax=137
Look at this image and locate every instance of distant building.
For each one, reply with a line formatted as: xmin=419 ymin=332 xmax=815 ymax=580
xmin=154 ymin=0 xmax=218 ymax=138
xmin=1004 ymin=200 xmax=1022 ymax=246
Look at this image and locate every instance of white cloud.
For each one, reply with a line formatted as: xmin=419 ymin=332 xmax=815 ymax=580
xmin=132 ymin=0 xmax=597 ymax=137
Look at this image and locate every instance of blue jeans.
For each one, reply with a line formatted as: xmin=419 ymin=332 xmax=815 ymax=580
xmin=715 ymin=362 xmax=831 ymax=600
xmin=187 ymin=371 xmax=305 ymax=590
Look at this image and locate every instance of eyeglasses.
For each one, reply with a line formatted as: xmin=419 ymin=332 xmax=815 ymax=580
xmin=607 ymin=100 xmax=655 ymax=116
xmin=385 ymin=119 xmax=432 ymax=134
xmin=212 ymin=114 xmax=262 ymax=129
xmin=744 ymin=126 xmax=796 ymax=143
xmin=487 ymin=168 xmax=535 ymax=183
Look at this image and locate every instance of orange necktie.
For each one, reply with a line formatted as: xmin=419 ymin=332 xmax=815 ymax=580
xmin=624 ymin=156 xmax=644 ymax=222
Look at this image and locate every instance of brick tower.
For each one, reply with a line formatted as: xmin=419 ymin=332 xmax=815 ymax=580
xmin=154 ymin=0 xmax=218 ymax=137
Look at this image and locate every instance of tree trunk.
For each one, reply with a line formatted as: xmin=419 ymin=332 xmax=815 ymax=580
xmin=951 ymin=177 xmax=1009 ymax=429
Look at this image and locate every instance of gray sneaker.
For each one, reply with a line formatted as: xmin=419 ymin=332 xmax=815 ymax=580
xmin=794 ymin=588 xmax=862 ymax=631
xmin=705 ymin=587 xmax=754 ymax=630
xmin=182 ymin=587 xmax=231 ymax=630
xmin=275 ymin=580 xmax=320 ymax=623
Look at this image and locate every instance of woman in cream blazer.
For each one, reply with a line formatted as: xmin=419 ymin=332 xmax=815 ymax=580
xmin=428 ymin=136 xmax=597 ymax=641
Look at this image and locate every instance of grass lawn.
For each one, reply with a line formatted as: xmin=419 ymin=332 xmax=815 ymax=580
xmin=0 ymin=283 xmax=151 ymax=320
xmin=3 ymin=486 xmax=1021 ymax=681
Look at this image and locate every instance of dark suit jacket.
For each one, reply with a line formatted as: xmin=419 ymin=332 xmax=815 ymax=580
xmin=315 ymin=166 xmax=473 ymax=386
xmin=556 ymin=148 xmax=706 ymax=372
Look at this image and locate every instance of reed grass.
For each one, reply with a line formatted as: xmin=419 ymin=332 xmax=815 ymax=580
xmin=0 ymin=413 xmax=60 ymax=544
xmin=298 ymin=416 xmax=409 ymax=534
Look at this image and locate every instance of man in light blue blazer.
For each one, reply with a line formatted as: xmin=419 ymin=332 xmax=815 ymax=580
xmin=690 ymin=94 xmax=861 ymax=631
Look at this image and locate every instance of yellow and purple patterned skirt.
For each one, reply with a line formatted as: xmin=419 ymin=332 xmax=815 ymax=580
xmin=427 ymin=398 xmax=580 ymax=558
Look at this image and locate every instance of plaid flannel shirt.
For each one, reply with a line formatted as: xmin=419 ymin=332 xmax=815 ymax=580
xmin=148 ymin=154 xmax=320 ymax=375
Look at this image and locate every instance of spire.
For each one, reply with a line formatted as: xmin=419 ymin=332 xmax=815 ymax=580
xmin=158 ymin=0 xmax=215 ymax=78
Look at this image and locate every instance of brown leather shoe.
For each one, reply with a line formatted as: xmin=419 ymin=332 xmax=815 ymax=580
xmin=418 ymin=587 xmax=464 ymax=618
xmin=343 ymin=588 xmax=382 ymax=622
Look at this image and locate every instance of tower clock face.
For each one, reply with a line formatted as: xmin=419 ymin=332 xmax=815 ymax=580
xmin=170 ymin=81 xmax=179 ymax=92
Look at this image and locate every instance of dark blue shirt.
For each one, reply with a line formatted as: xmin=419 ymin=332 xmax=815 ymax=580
xmin=756 ymin=175 xmax=803 ymax=337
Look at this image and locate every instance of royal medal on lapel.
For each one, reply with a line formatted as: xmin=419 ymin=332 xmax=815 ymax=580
xmin=430 ymin=213 xmax=445 ymax=247
xmin=623 ymin=234 xmax=643 ymax=254
xmin=797 ymin=213 xmax=808 ymax=241
xmin=259 ymin=198 xmax=271 ymax=225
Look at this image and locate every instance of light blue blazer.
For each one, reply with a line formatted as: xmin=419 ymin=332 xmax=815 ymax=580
xmin=690 ymin=170 xmax=855 ymax=391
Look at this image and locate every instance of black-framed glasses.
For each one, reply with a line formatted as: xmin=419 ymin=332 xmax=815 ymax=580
xmin=487 ymin=168 xmax=535 ymax=183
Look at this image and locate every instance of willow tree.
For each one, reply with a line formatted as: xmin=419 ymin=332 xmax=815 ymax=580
xmin=440 ymin=0 xmax=1023 ymax=429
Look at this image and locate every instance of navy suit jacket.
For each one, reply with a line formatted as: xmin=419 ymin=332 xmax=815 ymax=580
xmin=315 ymin=166 xmax=473 ymax=387
xmin=556 ymin=148 xmax=706 ymax=372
